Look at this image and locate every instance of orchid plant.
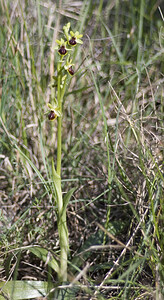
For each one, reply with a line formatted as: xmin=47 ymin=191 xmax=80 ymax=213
xmin=47 ymin=23 xmax=83 ymax=284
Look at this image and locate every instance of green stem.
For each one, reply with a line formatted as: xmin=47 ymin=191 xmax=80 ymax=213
xmin=57 ymin=61 xmax=62 ymax=176
xmin=56 ymin=61 xmax=68 ymax=283
xmin=58 ymin=209 xmax=68 ymax=282
xmin=57 ymin=116 xmax=62 ymax=176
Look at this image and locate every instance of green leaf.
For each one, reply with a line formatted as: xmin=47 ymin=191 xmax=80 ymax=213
xmin=51 ymin=159 xmax=63 ymax=210
xmin=29 ymin=246 xmax=59 ymax=273
xmin=62 ymin=187 xmax=76 ymax=215
xmin=0 ymin=280 xmax=52 ymax=300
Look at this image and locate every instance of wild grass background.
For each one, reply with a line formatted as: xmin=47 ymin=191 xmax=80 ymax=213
xmin=0 ymin=0 xmax=164 ymax=299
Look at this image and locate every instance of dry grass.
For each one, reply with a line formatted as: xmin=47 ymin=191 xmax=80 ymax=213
xmin=0 ymin=0 xmax=164 ymax=299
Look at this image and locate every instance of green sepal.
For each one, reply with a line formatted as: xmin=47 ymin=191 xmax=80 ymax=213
xmin=47 ymin=103 xmax=56 ymax=110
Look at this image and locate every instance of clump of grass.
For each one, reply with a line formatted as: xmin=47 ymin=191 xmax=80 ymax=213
xmin=0 ymin=0 xmax=164 ymax=299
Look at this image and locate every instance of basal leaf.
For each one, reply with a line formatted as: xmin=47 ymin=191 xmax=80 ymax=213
xmin=29 ymin=246 xmax=59 ymax=273
xmin=0 ymin=280 xmax=52 ymax=300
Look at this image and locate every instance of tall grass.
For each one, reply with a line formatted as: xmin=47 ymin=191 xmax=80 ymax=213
xmin=0 ymin=0 xmax=164 ymax=299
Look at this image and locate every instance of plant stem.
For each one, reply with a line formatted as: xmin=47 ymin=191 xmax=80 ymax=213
xmin=57 ymin=116 xmax=62 ymax=176
xmin=56 ymin=62 xmax=68 ymax=283
xmin=57 ymin=61 xmax=62 ymax=176
xmin=58 ymin=208 xmax=68 ymax=282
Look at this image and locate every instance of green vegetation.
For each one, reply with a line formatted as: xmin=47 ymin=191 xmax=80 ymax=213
xmin=0 ymin=0 xmax=164 ymax=299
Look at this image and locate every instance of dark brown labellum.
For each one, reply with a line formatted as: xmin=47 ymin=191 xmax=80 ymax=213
xmin=68 ymin=66 xmax=75 ymax=76
xmin=48 ymin=110 xmax=56 ymax=120
xmin=58 ymin=45 xmax=67 ymax=55
xmin=69 ymin=37 xmax=76 ymax=46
